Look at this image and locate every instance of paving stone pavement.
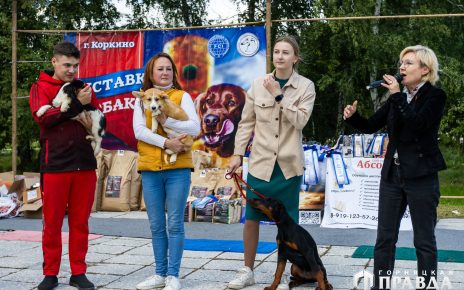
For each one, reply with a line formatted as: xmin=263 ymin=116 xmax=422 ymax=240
xmin=1 ymin=232 xmax=464 ymax=290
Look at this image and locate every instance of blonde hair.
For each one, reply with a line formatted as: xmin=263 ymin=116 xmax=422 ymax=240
xmin=400 ymin=45 xmax=439 ymax=85
xmin=274 ymin=35 xmax=302 ymax=71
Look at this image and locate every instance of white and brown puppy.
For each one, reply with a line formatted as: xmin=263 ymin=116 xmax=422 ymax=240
xmin=133 ymin=88 xmax=194 ymax=164
xmin=36 ymin=79 xmax=106 ymax=155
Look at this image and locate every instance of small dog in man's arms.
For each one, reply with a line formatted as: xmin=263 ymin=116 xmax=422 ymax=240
xmin=36 ymin=79 xmax=106 ymax=155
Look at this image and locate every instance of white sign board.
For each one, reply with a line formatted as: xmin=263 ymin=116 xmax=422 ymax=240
xmin=321 ymin=157 xmax=412 ymax=230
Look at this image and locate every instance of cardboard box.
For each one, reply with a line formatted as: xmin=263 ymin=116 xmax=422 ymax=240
xmin=184 ymin=201 xmax=193 ymax=222
xmin=22 ymin=172 xmax=40 ymax=190
xmin=213 ymin=200 xmax=241 ymax=224
xmin=234 ymin=202 xmax=242 ymax=223
xmin=23 ymin=188 xmax=41 ymax=204
xmin=20 ymin=199 xmax=43 ymax=219
xmin=0 ymin=172 xmax=40 ymax=200
xmin=0 ymin=171 xmax=14 ymax=182
xmin=7 ymin=179 xmax=26 ymax=201
xmin=194 ymin=203 xmax=214 ymax=222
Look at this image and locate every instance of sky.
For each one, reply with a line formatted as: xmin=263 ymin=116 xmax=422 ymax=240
xmin=112 ymin=0 xmax=241 ymax=26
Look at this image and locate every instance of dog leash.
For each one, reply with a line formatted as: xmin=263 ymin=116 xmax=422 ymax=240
xmin=226 ymin=172 xmax=267 ymax=201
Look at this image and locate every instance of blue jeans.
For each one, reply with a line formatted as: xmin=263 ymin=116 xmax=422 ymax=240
xmin=141 ymin=169 xmax=191 ymax=277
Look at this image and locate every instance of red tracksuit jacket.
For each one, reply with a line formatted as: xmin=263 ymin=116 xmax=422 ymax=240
xmin=29 ymin=71 xmax=98 ymax=172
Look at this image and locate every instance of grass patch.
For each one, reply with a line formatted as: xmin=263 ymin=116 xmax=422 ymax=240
xmin=439 ymin=144 xmax=464 ymax=196
xmin=441 ymin=185 xmax=464 ymax=196
xmin=437 ymin=203 xmax=464 ymax=219
xmin=0 ymin=153 xmax=12 ymax=172
xmin=437 ymin=145 xmax=464 ymax=218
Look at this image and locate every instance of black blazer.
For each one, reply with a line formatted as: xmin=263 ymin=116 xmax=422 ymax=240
xmin=346 ymin=82 xmax=447 ymax=179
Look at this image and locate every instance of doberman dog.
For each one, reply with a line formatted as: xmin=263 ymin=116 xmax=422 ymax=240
xmin=248 ymin=197 xmax=332 ymax=290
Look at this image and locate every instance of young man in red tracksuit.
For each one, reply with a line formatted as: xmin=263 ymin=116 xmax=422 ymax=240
xmin=29 ymin=41 xmax=97 ymax=290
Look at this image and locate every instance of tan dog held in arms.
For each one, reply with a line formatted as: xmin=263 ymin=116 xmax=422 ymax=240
xmin=133 ymin=88 xmax=194 ymax=164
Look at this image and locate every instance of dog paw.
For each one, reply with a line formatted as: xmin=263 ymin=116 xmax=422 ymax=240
xmin=288 ymin=281 xmax=300 ymax=288
xmin=169 ymin=155 xmax=177 ymax=164
xmin=315 ymin=284 xmax=333 ymax=290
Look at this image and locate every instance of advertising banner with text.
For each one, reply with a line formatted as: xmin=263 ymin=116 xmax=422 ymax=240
xmin=321 ymin=157 xmax=413 ymax=230
xmin=65 ymin=26 xmax=266 ymax=160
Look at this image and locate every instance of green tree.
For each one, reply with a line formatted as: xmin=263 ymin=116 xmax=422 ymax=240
xmin=233 ymin=0 xmax=314 ymax=40
xmin=0 ymin=0 xmax=122 ymax=172
xmin=2 ymin=0 xmax=464 ymax=173
xmin=298 ymin=0 xmax=464 ymax=143
xmin=124 ymin=0 xmax=208 ymax=28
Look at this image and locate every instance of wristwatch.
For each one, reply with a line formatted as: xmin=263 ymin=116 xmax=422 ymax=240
xmin=275 ymin=94 xmax=284 ymax=103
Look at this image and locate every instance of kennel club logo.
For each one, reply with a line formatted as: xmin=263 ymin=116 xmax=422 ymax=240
xmin=237 ymin=32 xmax=259 ymax=57
xmin=353 ymin=270 xmax=454 ymax=289
xmin=208 ymin=35 xmax=230 ymax=58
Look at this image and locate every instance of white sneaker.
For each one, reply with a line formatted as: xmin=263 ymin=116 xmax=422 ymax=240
xmin=163 ymin=276 xmax=181 ymax=290
xmin=228 ymin=266 xmax=255 ymax=289
xmin=136 ymin=275 xmax=166 ymax=290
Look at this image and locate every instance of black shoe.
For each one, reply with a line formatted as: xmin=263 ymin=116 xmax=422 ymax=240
xmin=38 ymin=276 xmax=58 ymax=290
xmin=69 ymin=274 xmax=95 ymax=290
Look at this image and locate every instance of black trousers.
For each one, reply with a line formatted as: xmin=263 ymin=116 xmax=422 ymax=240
xmin=373 ymin=165 xmax=440 ymax=290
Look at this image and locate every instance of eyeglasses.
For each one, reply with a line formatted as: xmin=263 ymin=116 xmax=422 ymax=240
xmin=398 ymin=60 xmax=416 ymax=68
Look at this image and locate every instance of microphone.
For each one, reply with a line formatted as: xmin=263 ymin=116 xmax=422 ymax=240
xmin=366 ymin=74 xmax=403 ymax=90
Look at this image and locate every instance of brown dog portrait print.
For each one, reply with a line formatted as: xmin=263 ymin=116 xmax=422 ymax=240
xmin=193 ymin=84 xmax=246 ymax=166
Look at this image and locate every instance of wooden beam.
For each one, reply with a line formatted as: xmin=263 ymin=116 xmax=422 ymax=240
xmin=265 ymin=0 xmax=272 ymax=73
xmin=11 ymin=0 xmax=17 ymax=175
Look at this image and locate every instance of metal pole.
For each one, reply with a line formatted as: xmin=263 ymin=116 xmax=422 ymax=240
xmin=11 ymin=0 xmax=17 ymax=175
xmin=265 ymin=0 xmax=272 ymax=73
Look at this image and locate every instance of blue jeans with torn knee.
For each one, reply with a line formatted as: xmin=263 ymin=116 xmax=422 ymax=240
xmin=141 ymin=168 xmax=190 ymax=278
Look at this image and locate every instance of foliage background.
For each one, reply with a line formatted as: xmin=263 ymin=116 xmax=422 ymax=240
xmin=1 ymin=0 xmax=463 ymax=172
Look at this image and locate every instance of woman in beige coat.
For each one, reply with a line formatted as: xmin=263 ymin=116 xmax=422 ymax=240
xmin=227 ymin=35 xmax=316 ymax=289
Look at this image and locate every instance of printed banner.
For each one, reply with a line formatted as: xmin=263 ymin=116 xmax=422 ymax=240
xmin=145 ymin=27 xmax=266 ymax=167
xmin=65 ymin=26 xmax=266 ymax=157
xmin=321 ymin=157 xmax=412 ymax=230
xmin=65 ymin=32 xmax=144 ymax=151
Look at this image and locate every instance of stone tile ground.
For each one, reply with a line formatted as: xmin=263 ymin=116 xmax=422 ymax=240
xmin=1 ymin=235 xmax=464 ymax=290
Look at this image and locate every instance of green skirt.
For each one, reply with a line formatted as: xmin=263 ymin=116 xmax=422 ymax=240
xmin=245 ymin=163 xmax=301 ymax=223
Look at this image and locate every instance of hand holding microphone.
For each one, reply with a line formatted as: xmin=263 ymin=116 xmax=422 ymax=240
xmin=366 ymin=74 xmax=403 ymax=90
xmin=380 ymin=74 xmax=402 ymax=94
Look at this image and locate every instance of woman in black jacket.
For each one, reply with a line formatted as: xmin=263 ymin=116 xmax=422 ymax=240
xmin=344 ymin=45 xmax=446 ymax=290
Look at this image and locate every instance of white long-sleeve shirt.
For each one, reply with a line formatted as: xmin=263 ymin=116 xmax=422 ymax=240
xmin=132 ymin=91 xmax=200 ymax=149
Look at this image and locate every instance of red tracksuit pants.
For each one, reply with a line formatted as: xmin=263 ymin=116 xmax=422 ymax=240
xmin=42 ymin=170 xmax=96 ymax=275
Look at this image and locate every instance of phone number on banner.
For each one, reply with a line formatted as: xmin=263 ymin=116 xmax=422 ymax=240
xmin=330 ymin=212 xmax=379 ymax=221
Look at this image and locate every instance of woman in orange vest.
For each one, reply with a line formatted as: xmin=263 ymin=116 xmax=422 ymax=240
xmin=133 ymin=52 xmax=200 ymax=290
